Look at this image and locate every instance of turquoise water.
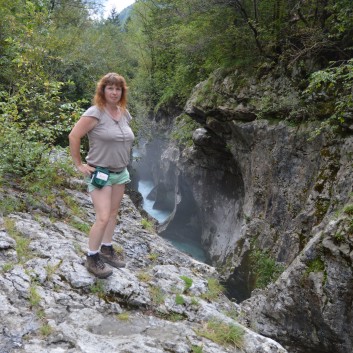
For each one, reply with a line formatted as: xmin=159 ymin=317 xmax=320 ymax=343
xmin=138 ymin=179 xmax=170 ymax=223
xmin=137 ymin=179 xmax=207 ymax=263
xmin=165 ymin=238 xmax=207 ymax=262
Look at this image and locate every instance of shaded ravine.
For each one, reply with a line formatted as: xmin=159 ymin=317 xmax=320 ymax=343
xmin=131 ymin=140 xmax=208 ymax=264
xmin=135 ymin=177 xmax=208 ymax=263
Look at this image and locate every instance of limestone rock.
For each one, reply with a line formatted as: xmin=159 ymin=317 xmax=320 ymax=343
xmin=142 ymin=68 xmax=353 ymax=353
xmin=0 ymin=186 xmax=286 ymax=353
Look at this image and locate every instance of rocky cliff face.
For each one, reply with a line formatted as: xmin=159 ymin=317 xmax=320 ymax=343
xmin=0 ymin=179 xmax=287 ymax=353
xmin=148 ymin=69 xmax=353 ymax=353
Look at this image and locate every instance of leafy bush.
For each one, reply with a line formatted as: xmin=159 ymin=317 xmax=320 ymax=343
xmin=304 ymin=59 xmax=353 ymax=133
xmin=0 ymin=124 xmax=49 ymax=177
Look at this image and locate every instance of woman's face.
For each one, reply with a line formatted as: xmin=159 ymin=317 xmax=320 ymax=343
xmin=104 ymin=84 xmax=122 ymax=105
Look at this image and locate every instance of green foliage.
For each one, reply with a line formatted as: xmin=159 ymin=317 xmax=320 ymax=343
xmin=0 ymin=126 xmax=76 ymax=215
xmin=40 ymin=323 xmax=53 ymax=337
xmin=171 ymin=114 xmax=201 ymax=147
xmin=126 ymin=0 xmax=353 ymax=125
xmin=169 ymin=313 xmax=185 ymax=322
xmin=149 ymin=285 xmax=165 ymax=305
xmin=147 ymin=252 xmax=159 ymax=261
xmin=191 ymin=345 xmax=203 ymax=353
xmin=196 ymin=319 xmax=244 ymax=349
xmin=334 ymin=232 xmax=345 ymax=242
xmin=0 ymin=0 xmax=351 ymax=155
xmin=343 ymin=203 xmax=353 ymax=216
xmin=306 ymin=258 xmax=325 ymax=273
xmin=180 ymin=275 xmax=193 ymax=292
xmin=36 ymin=309 xmax=46 ymax=321
xmin=137 ymin=271 xmax=152 ymax=282
xmin=305 ymin=257 xmax=327 ymax=284
xmin=1 ymin=262 xmax=15 ymax=273
xmin=4 ymin=217 xmax=33 ymax=263
xmin=0 ymin=124 xmax=48 ymax=177
xmin=250 ymin=249 xmax=285 ymax=289
xmin=68 ymin=219 xmax=90 ymax=234
xmin=304 ymin=59 xmax=353 ymax=133
xmin=29 ymin=284 xmax=41 ymax=308
xmin=44 ymin=262 xmax=61 ymax=281
xmin=0 ymin=195 xmax=26 ymax=216
xmin=158 ymin=312 xmax=185 ymax=322
xmin=175 ymin=294 xmax=185 ymax=305
xmin=141 ymin=218 xmax=154 ymax=231
xmin=201 ymin=277 xmax=224 ymax=301
xmin=90 ymin=280 xmax=106 ymax=297
xmin=190 ymin=297 xmax=200 ymax=307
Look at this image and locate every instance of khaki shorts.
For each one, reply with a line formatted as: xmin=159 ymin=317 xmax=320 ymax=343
xmin=86 ymin=168 xmax=130 ymax=193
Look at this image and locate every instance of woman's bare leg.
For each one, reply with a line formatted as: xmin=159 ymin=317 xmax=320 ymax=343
xmin=88 ymin=186 xmax=113 ymax=251
xmin=101 ymin=183 xmax=125 ymax=243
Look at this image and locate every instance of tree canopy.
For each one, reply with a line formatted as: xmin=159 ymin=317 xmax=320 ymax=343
xmin=0 ymin=0 xmax=352 ymax=184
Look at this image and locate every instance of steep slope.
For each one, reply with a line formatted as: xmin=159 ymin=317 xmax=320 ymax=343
xmin=146 ymin=68 xmax=353 ymax=353
xmin=0 ymin=179 xmax=286 ymax=353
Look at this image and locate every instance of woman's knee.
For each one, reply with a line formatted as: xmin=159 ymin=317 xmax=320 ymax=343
xmin=109 ymin=209 xmax=119 ymax=221
xmin=95 ymin=214 xmax=110 ymax=226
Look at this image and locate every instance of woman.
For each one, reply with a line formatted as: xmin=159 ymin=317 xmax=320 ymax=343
xmin=69 ymin=73 xmax=135 ymax=278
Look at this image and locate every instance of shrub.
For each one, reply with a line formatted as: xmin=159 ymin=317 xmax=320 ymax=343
xmin=304 ymin=59 xmax=353 ymax=134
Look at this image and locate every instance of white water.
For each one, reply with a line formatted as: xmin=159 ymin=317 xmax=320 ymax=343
xmin=137 ymin=179 xmax=207 ymax=263
xmin=138 ymin=179 xmax=170 ymax=223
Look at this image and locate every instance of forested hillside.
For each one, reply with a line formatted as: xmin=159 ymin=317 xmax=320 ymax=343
xmin=0 ymin=0 xmax=352 ymax=218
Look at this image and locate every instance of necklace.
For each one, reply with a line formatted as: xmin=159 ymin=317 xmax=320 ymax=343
xmin=106 ymin=106 xmax=121 ymax=121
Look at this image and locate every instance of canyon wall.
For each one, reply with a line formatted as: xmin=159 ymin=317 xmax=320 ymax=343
xmin=148 ymin=69 xmax=353 ymax=353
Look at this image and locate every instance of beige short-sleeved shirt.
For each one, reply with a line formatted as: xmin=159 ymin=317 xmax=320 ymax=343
xmin=83 ymin=105 xmax=135 ymax=172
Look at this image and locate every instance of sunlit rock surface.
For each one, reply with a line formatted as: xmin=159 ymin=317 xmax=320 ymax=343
xmin=0 ymin=183 xmax=287 ymax=353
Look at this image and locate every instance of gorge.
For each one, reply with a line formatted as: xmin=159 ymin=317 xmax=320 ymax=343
xmin=132 ymin=139 xmax=208 ymax=264
xmin=131 ymin=68 xmax=353 ymax=353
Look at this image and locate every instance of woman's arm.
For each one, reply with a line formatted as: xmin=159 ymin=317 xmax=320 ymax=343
xmin=68 ymin=116 xmax=98 ymax=176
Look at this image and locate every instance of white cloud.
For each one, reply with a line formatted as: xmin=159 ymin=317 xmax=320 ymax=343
xmin=104 ymin=0 xmax=135 ymax=16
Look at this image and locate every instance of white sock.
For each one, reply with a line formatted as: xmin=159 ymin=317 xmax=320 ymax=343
xmin=87 ymin=250 xmax=99 ymax=256
xmin=101 ymin=243 xmax=112 ymax=247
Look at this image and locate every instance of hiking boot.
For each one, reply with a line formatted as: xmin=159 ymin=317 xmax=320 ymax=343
xmin=100 ymin=244 xmax=126 ymax=268
xmin=86 ymin=253 xmax=113 ymax=279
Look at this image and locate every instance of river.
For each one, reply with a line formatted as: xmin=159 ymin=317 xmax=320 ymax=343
xmin=137 ymin=178 xmax=208 ymax=263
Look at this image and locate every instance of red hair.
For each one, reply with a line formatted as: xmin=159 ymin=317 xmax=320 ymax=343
xmin=93 ymin=73 xmax=128 ymax=111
